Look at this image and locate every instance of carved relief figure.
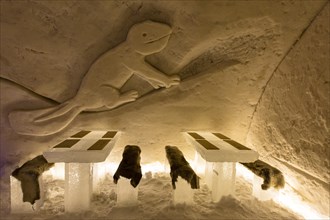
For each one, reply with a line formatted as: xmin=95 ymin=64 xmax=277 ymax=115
xmin=9 ymin=20 xmax=180 ymax=136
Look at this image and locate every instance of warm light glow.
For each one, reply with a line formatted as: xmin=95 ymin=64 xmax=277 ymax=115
xmin=46 ymin=160 xmax=329 ymax=219
xmin=274 ymin=185 xmax=329 ymax=220
xmin=141 ymin=161 xmax=166 ymax=174
xmin=46 ymin=163 xmax=65 ymax=179
xmin=236 ymin=162 xmax=254 ymax=182
xmin=47 ymin=161 xmax=168 ymax=180
xmin=236 ymin=163 xmax=329 ymax=220
xmin=192 ymin=151 xmax=206 ymax=175
xmin=93 ymin=162 xmax=118 ymax=177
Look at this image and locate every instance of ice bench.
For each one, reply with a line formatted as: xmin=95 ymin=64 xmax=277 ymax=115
xmin=240 ymin=160 xmax=285 ymax=201
xmin=43 ymin=130 xmax=119 ymax=212
xmin=185 ymin=131 xmax=259 ymax=202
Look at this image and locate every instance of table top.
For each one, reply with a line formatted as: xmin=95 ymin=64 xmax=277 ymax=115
xmin=185 ymin=131 xmax=259 ymax=163
xmin=43 ymin=130 xmax=119 ymax=163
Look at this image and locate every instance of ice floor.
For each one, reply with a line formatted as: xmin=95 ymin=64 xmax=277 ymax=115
xmin=4 ymin=172 xmax=301 ymax=220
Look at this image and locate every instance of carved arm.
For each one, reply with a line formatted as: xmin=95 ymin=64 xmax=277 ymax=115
xmin=134 ymin=62 xmax=180 ymax=89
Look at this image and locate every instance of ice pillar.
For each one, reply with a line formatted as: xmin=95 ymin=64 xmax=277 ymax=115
xmin=65 ymin=163 xmax=92 ymax=212
xmin=205 ymin=162 xmax=236 ymax=202
xmin=173 ymin=177 xmax=194 ymax=204
xmin=116 ymin=178 xmax=138 ymax=207
xmin=193 ymin=151 xmax=206 ymax=176
xmin=92 ymin=163 xmax=103 ymax=193
xmin=205 ymin=162 xmax=213 ymax=189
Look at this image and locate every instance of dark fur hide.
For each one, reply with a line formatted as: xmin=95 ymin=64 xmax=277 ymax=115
xmin=113 ymin=145 xmax=142 ymax=188
xmin=11 ymin=155 xmax=54 ymax=204
xmin=241 ymin=160 xmax=285 ymax=190
xmin=165 ymin=145 xmax=200 ymax=189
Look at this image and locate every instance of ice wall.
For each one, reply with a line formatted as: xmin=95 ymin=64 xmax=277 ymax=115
xmin=0 ymin=0 xmax=328 ymax=216
xmin=246 ymin=3 xmax=329 ymax=215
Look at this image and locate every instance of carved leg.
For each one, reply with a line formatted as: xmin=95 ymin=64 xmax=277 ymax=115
xmin=105 ymin=90 xmax=138 ymax=109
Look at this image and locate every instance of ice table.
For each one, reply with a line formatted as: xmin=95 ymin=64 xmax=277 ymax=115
xmin=185 ymin=132 xmax=259 ymax=202
xmin=43 ymin=130 xmax=119 ymax=212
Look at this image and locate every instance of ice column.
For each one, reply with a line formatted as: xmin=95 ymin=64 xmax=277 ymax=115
xmin=173 ymin=177 xmax=194 ymax=204
xmin=193 ymin=151 xmax=206 ymax=176
xmin=205 ymin=162 xmax=213 ymax=189
xmin=65 ymin=163 xmax=92 ymax=212
xmin=164 ymin=157 xmax=170 ymax=173
xmin=92 ymin=163 xmax=103 ymax=193
xmin=10 ymin=176 xmax=44 ymax=213
xmin=205 ymin=162 xmax=236 ymax=202
xmin=116 ymin=178 xmax=138 ymax=207
xmin=253 ymin=175 xmax=278 ymax=201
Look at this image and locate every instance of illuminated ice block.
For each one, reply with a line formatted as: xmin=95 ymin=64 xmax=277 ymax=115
xmin=116 ymin=178 xmax=138 ymax=207
xmin=92 ymin=163 xmax=102 ymax=192
xmin=43 ymin=130 xmax=119 ymax=212
xmin=173 ymin=177 xmax=194 ymax=204
xmin=253 ymin=175 xmax=278 ymax=201
xmin=185 ymin=131 xmax=258 ymax=202
xmin=208 ymin=162 xmax=236 ymax=202
xmin=204 ymin=161 xmax=236 ymax=202
xmin=65 ymin=163 xmax=92 ymax=212
xmin=10 ymin=176 xmax=44 ymax=213
xmin=204 ymin=162 xmax=213 ymax=189
xmin=193 ymin=151 xmax=206 ymax=176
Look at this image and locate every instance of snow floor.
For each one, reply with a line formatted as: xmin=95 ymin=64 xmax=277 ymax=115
xmin=3 ymin=171 xmax=302 ymax=220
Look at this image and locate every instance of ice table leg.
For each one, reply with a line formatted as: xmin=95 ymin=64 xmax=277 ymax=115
xmin=65 ymin=163 xmax=92 ymax=212
xmin=173 ymin=177 xmax=194 ymax=204
xmin=92 ymin=163 xmax=104 ymax=193
xmin=193 ymin=151 xmax=206 ymax=176
xmin=205 ymin=162 xmax=236 ymax=202
xmin=205 ymin=162 xmax=213 ymax=189
xmin=10 ymin=176 xmax=44 ymax=213
xmin=116 ymin=178 xmax=138 ymax=207
xmin=253 ymin=175 xmax=278 ymax=201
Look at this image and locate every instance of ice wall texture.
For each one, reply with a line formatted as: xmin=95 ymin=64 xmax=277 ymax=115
xmin=0 ymin=0 xmax=328 ymax=215
xmin=246 ymin=3 xmax=329 ymax=216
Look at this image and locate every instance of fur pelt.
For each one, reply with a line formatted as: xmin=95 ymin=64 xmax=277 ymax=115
xmin=241 ymin=160 xmax=285 ymax=190
xmin=11 ymin=155 xmax=54 ymax=204
xmin=165 ymin=145 xmax=200 ymax=189
xmin=113 ymin=145 xmax=142 ymax=188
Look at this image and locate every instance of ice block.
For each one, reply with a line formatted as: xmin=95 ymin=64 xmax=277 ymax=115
xmin=209 ymin=162 xmax=236 ymax=202
xmin=65 ymin=163 xmax=92 ymax=212
xmin=116 ymin=178 xmax=138 ymax=207
xmin=193 ymin=151 xmax=206 ymax=176
xmin=173 ymin=177 xmax=194 ymax=204
xmin=92 ymin=163 xmax=102 ymax=193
